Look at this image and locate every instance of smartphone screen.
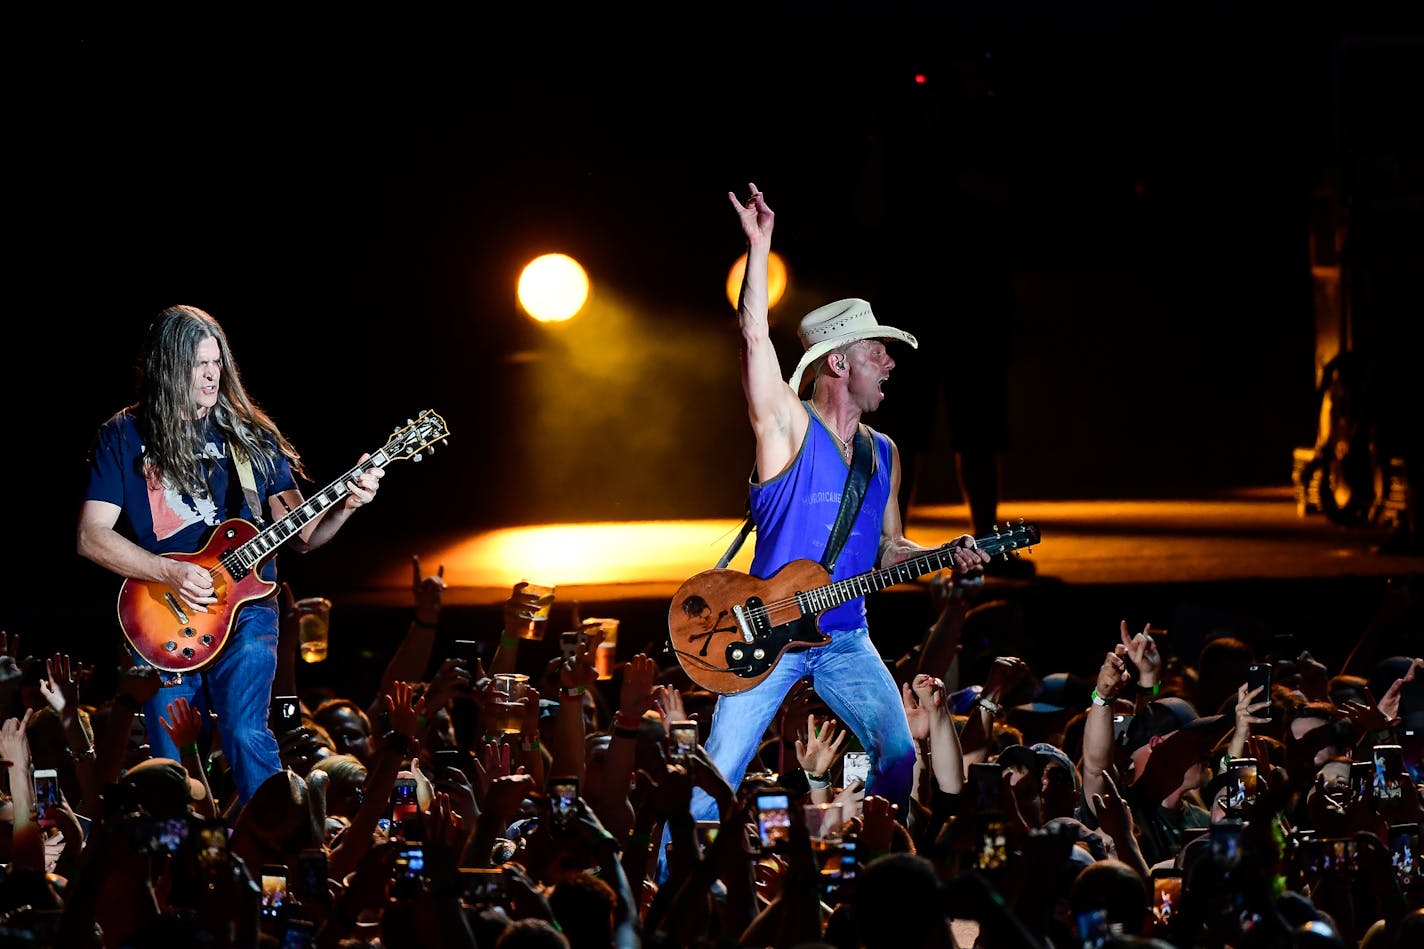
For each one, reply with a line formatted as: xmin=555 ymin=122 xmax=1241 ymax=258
xmin=1350 ymin=760 xmax=1375 ymax=805
xmin=755 ymin=791 xmax=791 ymax=851
xmin=1077 ymin=908 xmax=1111 ymax=949
xmin=1373 ymin=745 xmax=1405 ymax=802
xmin=1210 ymin=820 xmax=1244 ymax=866
xmin=32 ymin=769 xmax=60 ymax=825
xmin=668 ymin=721 xmax=698 ymax=763
xmin=297 ymin=848 xmax=330 ymax=904
xmin=560 ymin=630 xmax=585 ymax=662
xmin=390 ymin=777 xmax=419 ymax=831
xmin=270 ymin=695 xmax=301 ymax=736
xmin=1388 ymin=823 xmax=1420 ymax=886
xmin=694 ymin=820 xmax=720 ymax=852
xmin=1151 ymin=869 xmax=1183 ymax=927
xmin=973 ymin=812 xmax=1008 ymax=871
xmin=194 ymin=818 xmax=230 ymax=877
xmin=1246 ymin=664 xmax=1273 ymax=719
xmin=549 ymin=777 xmax=579 ymax=830
xmin=459 ymin=867 xmax=506 ymax=905
xmin=261 ymin=866 xmax=288 ymax=918
xmin=842 ymin=751 xmax=870 ymax=788
xmin=133 ymin=816 xmax=189 ymax=855
xmin=281 ymin=919 xmax=316 ymax=949
xmin=1111 ymin=713 xmax=1134 ymax=746
xmin=967 ymin=762 xmax=1004 ymax=813
xmin=1226 ymin=757 xmax=1259 ymax=811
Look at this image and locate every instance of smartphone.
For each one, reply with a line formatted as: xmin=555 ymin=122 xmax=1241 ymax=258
xmin=194 ymin=818 xmax=230 ymax=877
xmin=1111 ymin=713 xmax=1134 ymax=747
xmin=549 ymin=776 xmax=580 ymax=830
xmin=1373 ymin=744 xmax=1405 ymax=802
xmin=296 ymin=847 xmax=330 ymax=904
xmin=973 ymin=812 xmax=1009 ymax=871
xmin=390 ymin=777 xmax=419 ymax=834
xmin=1210 ymin=820 xmax=1244 ymax=866
xmin=694 ymin=819 xmax=720 ymax=852
xmin=133 ymin=816 xmax=189 ymax=855
xmin=282 ymin=919 xmax=316 ymax=949
xmin=1077 ymin=908 xmax=1112 ymax=949
xmin=1246 ymin=664 xmax=1274 ymax=720
xmin=842 ymin=751 xmax=870 ymax=789
xmin=819 ymin=836 xmax=859 ymax=900
xmin=1350 ymin=760 xmax=1375 ymax=805
xmin=433 ymin=748 xmax=467 ymax=777
xmin=1402 ymin=729 xmax=1424 ymax=784
xmin=668 ymin=721 xmax=698 ymax=763
xmin=1388 ymin=823 xmax=1419 ymax=886
xmin=967 ymin=761 xmax=1004 ymax=813
xmin=261 ymin=865 xmax=288 ymax=918
xmin=1151 ymin=868 xmax=1183 ymax=927
xmin=560 ymin=630 xmax=586 ymax=661
xmin=1225 ymin=757 xmax=1259 ymax=813
xmin=459 ymin=867 xmax=507 ymax=905
xmin=453 ymin=639 xmax=483 ymax=664
xmin=32 ymin=768 xmax=60 ymax=826
xmin=270 ymin=695 xmax=302 ymax=736
xmin=392 ymin=842 xmax=425 ymax=895
xmin=755 ymin=790 xmax=792 ymax=852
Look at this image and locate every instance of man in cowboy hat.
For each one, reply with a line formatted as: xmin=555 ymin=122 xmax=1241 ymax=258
xmin=689 ymin=184 xmax=991 ymax=822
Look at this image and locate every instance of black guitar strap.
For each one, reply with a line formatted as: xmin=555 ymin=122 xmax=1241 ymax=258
xmin=715 ymin=425 xmax=874 ymax=572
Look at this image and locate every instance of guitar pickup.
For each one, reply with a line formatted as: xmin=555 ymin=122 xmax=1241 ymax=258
xmin=162 ymin=592 xmax=191 ymax=625
xmin=730 ymin=603 xmax=756 ymax=644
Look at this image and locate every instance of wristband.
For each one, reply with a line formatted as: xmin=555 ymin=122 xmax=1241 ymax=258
xmin=976 ymin=697 xmax=1002 ymax=717
xmin=412 ymin=617 xmax=437 ymax=630
xmin=500 ymin=636 xmax=519 ymax=647
xmin=1150 ymin=682 xmax=1162 ymax=696
xmin=1090 ymin=689 xmax=1109 ymax=707
xmin=561 ymin=686 xmax=586 ymax=699
xmin=521 ymin=738 xmax=541 ymax=751
xmin=179 ymin=743 xmax=200 ymax=758
xmin=805 ymin=770 xmax=831 ymax=789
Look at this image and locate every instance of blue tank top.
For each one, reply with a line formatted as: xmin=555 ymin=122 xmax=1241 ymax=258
xmin=748 ymin=405 xmax=893 ymax=633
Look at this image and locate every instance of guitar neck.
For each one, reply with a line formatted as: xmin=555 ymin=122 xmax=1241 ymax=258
xmin=230 ymin=449 xmax=393 ymax=571
xmin=804 ymin=526 xmax=1035 ymax=613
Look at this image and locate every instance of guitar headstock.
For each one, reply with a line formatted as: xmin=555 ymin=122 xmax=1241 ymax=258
xmin=976 ymin=520 xmax=1041 ymax=558
xmin=383 ymin=410 xmax=451 ymax=462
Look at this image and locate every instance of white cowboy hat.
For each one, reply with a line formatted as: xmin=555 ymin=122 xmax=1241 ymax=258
xmin=786 ymin=298 xmax=918 ymax=394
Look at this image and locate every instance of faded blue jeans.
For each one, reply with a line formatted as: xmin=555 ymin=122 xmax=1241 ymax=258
xmin=131 ymin=600 xmax=284 ymax=805
xmin=690 ymin=625 xmax=915 ymax=822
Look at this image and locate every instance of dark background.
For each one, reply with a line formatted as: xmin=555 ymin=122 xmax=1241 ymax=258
xmin=6 ymin=3 xmax=1422 ymax=649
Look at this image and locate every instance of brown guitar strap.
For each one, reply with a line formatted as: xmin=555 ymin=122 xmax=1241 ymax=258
xmin=715 ymin=426 xmax=873 ymax=572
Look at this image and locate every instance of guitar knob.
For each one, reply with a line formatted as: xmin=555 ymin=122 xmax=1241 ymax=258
xmin=181 ymin=648 xmax=195 ymax=659
xmin=731 ymin=649 xmax=744 ymax=661
xmin=164 ymin=641 xmax=178 ymax=652
xmin=201 ymin=635 xmax=214 ymax=646
xmin=183 ymin=627 xmax=196 ymax=637
xmin=753 ymin=648 xmax=765 ymax=660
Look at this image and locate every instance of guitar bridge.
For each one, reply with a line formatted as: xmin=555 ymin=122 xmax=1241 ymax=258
xmin=730 ymin=603 xmax=756 ymax=644
xmin=162 ymin=592 xmax=191 ymax=625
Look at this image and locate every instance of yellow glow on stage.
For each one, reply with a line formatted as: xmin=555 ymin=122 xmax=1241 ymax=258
xmin=518 ymin=253 xmax=590 ymax=322
xmin=725 ymin=251 xmax=788 ymax=312
xmin=426 ymin=520 xmax=757 ymax=590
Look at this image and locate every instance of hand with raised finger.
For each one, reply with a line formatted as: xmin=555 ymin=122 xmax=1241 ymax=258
xmin=794 ymin=714 xmax=846 ymax=777
xmin=900 ymin=682 xmax=930 ymax=742
xmin=1120 ymin=620 xmax=1162 ymax=688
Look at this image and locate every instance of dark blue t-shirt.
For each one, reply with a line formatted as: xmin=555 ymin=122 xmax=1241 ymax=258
xmin=85 ymin=410 xmax=296 ymax=582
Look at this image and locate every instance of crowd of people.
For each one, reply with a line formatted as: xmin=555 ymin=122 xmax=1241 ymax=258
xmin=1 ymin=562 xmax=1421 ymax=949
xmin=3 ymin=191 xmax=1419 ymax=949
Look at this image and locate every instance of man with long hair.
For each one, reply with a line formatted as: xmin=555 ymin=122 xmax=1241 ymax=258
xmin=78 ymin=304 xmax=383 ymax=803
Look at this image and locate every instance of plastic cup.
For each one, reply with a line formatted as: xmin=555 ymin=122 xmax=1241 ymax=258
xmin=296 ymin=597 xmax=331 ymax=663
xmin=514 ymin=582 xmax=556 ymax=641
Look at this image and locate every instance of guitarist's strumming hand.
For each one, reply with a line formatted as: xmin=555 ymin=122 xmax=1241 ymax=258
xmin=166 ymin=559 xmax=219 ymax=613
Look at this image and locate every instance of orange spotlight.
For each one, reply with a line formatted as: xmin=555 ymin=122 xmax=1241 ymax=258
xmin=518 ymin=253 xmax=590 ymax=323
xmin=725 ymin=251 xmax=788 ymax=312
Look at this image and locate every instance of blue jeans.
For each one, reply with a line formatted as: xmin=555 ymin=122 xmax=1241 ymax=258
xmin=690 ymin=625 xmax=915 ymax=821
xmin=132 ymin=600 xmax=284 ymax=805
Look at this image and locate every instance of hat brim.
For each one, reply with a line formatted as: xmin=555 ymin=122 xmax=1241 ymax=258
xmin=787 ymin=327 xmax=919 ymax=394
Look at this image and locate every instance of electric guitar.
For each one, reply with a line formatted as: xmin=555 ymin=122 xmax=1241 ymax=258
xmin=668 ymin=521 xmax=1041 ymax=695
xmin=118 ymin=410 xmax=450 ymax=673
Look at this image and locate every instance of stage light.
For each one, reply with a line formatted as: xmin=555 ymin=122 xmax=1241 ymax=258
xmin=725 ymin=251 xmax=788 ymax=312
xmin=518 ymin=253 xmax=590 ymax=323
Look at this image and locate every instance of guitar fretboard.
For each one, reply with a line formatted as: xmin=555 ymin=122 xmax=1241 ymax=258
xmin=794 ymin=526 xmax=1037 ymax=615
xmin=223 ymin=452 xmax=389 ymax=574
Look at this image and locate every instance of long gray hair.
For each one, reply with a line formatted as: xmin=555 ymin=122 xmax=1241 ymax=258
xmin=132 ymin=304 xmax=307 ymax=497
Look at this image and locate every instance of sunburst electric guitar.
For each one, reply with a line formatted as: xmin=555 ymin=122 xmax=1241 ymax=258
xmin=118 ymin=410 xmax=450 ymax=673
xmin=668 ymin=521 xmax=1041 ymax=695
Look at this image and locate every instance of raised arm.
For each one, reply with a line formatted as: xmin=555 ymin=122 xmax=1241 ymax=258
xmin=728 ymin=183 xmax=806 ymax=478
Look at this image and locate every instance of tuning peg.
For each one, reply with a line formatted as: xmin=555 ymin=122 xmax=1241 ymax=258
xmin=412 ymin=453 xmax=424 ymax=463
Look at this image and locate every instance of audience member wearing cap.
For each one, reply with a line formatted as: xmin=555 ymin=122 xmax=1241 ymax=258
xmin=119 ymin=756 xmax=207 ymax=819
